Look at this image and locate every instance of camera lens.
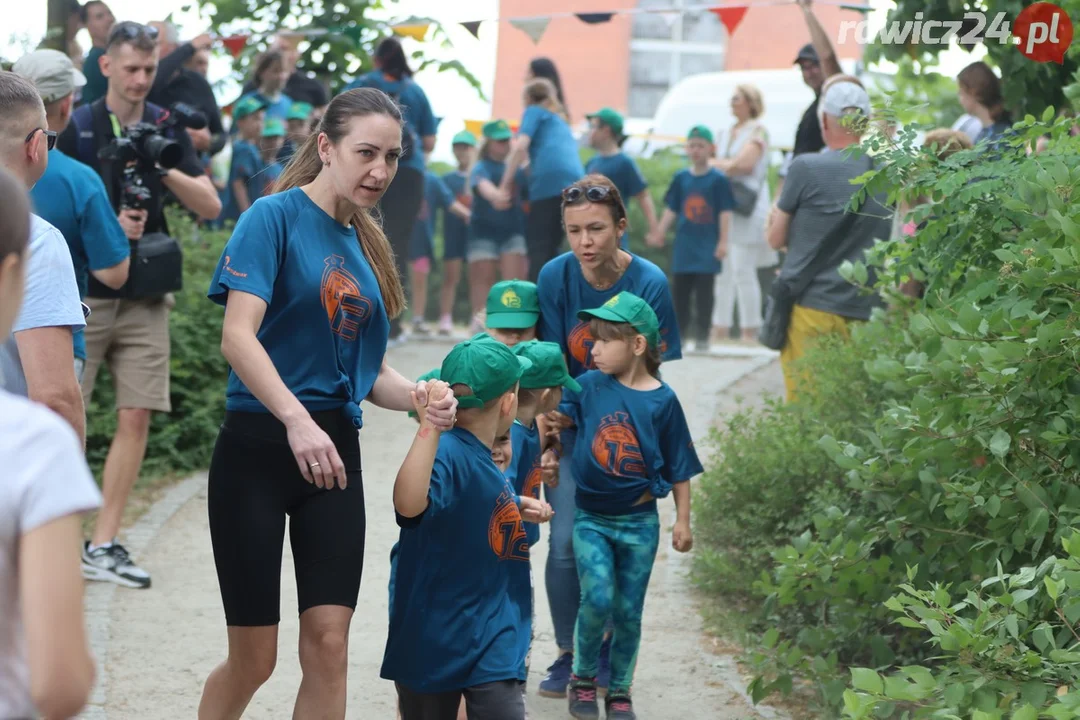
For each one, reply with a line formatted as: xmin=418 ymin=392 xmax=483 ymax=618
xmin=141 ymin=134 xmax=183 ymax=169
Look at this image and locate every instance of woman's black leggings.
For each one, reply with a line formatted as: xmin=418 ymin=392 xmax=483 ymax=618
xmin=207 ymin=409 xmax=365 ymax=626
xmin=525 ymin=195 xmax=565 ymax=282
xmin=673 ymin=272 xmax=716 ymax=345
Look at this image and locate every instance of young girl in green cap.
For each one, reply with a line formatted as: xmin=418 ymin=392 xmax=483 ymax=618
xmin=438 ymin=130 xmax=477 ymax=335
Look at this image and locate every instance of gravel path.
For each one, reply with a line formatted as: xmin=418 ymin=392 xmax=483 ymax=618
xmin=80 ymin=339 xmax=785 ymax=720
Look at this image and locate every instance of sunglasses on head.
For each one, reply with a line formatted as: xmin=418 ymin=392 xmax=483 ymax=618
xmin=108 ymin=21 xmax=159 ymax=45
xmin=562 ymin=185 xmax=611 ymax=203
xmin=25 ymin=128 xmax=57 ymax=151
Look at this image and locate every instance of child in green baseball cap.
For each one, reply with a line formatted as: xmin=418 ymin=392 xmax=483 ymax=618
xmin=435 ymin=130 xmax=480 ymax=335
xmin=585 ymin=107 xmax=659 ymax=251
xmin=551 ymin=290 xmax=701 ymax=719
xmin=481 ymin=279 xmax=540 ymax=347
xmin=222 ymin=97 xmax=268 ymax=221
xmin=649 ymin=123 xmax=735 ymax=351
xmin=384 ymin=335 xmax=553 ymax=717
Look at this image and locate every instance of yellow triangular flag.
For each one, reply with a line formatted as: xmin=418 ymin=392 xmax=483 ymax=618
xmin=392 ymin=24 xmax=430 ymax=41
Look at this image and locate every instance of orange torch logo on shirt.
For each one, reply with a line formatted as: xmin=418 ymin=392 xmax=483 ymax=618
xmin=321 ymin=254 xmax=373 ymax=341
xmin=488 ymin=488 xmax=530 ymax=562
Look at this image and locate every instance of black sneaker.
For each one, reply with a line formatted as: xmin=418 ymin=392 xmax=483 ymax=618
xmin=82 ymin=541 xmax=151 ymax=589
xmin=568 ymin=676 xmax=600 ymax=720
xmin=605 ymin=691 xmax=636 ymax=720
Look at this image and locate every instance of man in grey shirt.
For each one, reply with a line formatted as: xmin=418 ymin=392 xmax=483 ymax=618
xmin=767 ymin=76 xmax=893 ymax=399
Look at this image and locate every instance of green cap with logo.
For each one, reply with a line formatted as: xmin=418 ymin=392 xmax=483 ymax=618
xmin=586 ymin=107 xmax=625 ymax=138
xmin=687 ymin=124 xmax=714 ymax=144
xmin=578 ymin=291 xmax=661 ymax=349
xmin=408 ymin=367 xmax=442 ymax=419
xmin=262 ymin=118 xmax=285 ymax=137
xmin=513 ymin=341 xmax=582 ymax=392
xmin=485 ymin=280 xmax=540 ymax=329
xmin=287 ymin=101 xmax=313 ymax=121
xmin=452 ymin=130 xmax=478 ymax=147
xmin=233 ymin=95 xmax=267 ymax=121
xmin=441 ymin=335 xmax=532 ymax=409
xmin=483 ymin=119 xmax=513 ymax=141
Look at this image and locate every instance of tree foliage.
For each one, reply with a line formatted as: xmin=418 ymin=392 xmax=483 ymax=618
xmin=188 ymin=0 xmax=481 ymax=99
xmin=871 ymin=0 xmax=1080 ymax=118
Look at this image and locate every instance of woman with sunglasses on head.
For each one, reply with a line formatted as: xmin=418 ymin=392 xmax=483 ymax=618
xmin=199 ymin=87 xmax=457 ymax=720
xmin=532 ymin=174 xmax=681 ymax=699
xmin=498 ymin=77 xmax=584 ymax=282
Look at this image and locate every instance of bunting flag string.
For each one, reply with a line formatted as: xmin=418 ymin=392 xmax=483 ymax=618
xmin=215 ymin=2 xmax=871 ymax=57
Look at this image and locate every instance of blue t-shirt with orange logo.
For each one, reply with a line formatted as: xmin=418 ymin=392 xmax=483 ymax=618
xmin=382 ymin=427 xmax=532 ymax=693
xmin=664 ymin=168 xmax=735 ymax=275
xmin=560 ymin=370 xmax=703 ymax=516
xmin=507 ymin=419 xmax=543 ymax=546
xmin=536 ymin=251 xmax=681 ymax=379
xmin=207 ymin=187 xmax=389 ymax=428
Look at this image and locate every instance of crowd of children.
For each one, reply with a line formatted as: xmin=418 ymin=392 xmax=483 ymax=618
xmin=381 ymin=276 xmax=701 ymax=720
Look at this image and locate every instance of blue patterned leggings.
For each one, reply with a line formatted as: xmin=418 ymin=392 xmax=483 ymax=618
xmin=571 ymin=508 xmax=660 ymax=691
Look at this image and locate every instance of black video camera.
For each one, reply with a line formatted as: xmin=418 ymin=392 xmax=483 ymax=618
xmin=97 ymin=103 xmax=207 ymax=212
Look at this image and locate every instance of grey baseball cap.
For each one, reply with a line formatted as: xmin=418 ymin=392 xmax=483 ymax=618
xmin=794 ymin=43 xmax=819 ymax=65
xmin=820 ymin=80 xmax=871 ymax=118
xmin=13 ymin=49 xmax=87 ymax=104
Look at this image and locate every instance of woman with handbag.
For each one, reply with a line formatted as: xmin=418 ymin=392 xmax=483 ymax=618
xmin=709 ymin=84 xmax=778 ymax=344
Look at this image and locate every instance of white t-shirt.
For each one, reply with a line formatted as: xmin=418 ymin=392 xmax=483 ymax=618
xmin=0 ymin=389 xmax=101 ymax=718
xmin=0 ymin=214 xmax=85 ymax=396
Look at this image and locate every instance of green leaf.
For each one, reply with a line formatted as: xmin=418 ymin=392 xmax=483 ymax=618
xmin=1005 ymin=613 xmax=1019 ymax=640
xmin=1044 ymin=576 xmax=1061 ymax=601
xmin=944 ymin=682 xmax=966 ymax=707
xmin=990 ymin=429 xmax=1011 ymax=458
xmin=762 ymin=627 xmax=779 ymax=649
xmin=985 ymin=495 xmax=1002 ymax=518
xmin=850 ymin=667 xmax=883 ymax=695
xmin=1012 ymin=705 xmax=1037 ymax=720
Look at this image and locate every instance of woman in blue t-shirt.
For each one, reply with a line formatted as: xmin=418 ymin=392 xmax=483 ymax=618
xmin=240 ymin=50 xmax=294 ymax=122
xmin=199 ymin=87 xmax=458 ymax=718
xmin=345 ymin=38 xmax=438 ymax=341
xmin=499 ymin=78 xmax=584 ymax=283
xmin=531 ymin=174 xmax=681 ymax=697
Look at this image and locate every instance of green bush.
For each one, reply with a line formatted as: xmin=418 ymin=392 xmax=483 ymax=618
xmin=694 ymin=111 xmax=1080 ymax=717
xmin=85 ymin=213 xmax=230 ymax=479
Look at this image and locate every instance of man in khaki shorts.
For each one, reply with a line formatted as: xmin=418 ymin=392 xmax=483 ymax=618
xmin=56 ymin=21 xmax=222 ymax=588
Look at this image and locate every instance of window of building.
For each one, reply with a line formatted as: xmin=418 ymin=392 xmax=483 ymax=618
xmin=628 ymin=0 xmax=726 ymax=119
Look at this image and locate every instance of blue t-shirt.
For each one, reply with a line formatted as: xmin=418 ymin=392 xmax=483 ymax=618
xmin=207 ymin=187 xmax=389 ymax=428
xmin=518 ymin=105 xmax=584 ymax=201
xmin=586 ymin=152 xmax=648 ymax=250
xmin=344 ymin=72 xmax=436 ymax=172
xmin=664 ymin=168 xmax=735 ymax=275
xmin=29 ymin=150 xmax=129 ymax=360
xmin=536 ymin=252 xmax=681 ymax=379
xmin=382 ymin=427 xmax=532 ymax=693
xmin=561 ymin=370 xmax=703 ymax=515
xmin=222 ymin=140 xmax=266 ymax=221
xmin=470 ymin=159 xmax=527 ymax=240
xmin=410 ymin=170 xmax=454 ymax=260
xmin=240 ymin=91 xmax=293 ymax=121
xmin=441 ymin=170 xmax=470 ymax=254
xmin=507 ymin=420 xmax=543 ymax=546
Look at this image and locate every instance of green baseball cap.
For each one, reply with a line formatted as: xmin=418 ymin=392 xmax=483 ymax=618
xmin=408 ymin=367 xmax=442 ymax=419
xmin=587 ymin=107 xmax=625 ymax=137
xmin=578 ymin=292 xmax=661 ymax=349
xmin=287 ymin=101 xmax=313 ymax=121
xmin=486 ymin=280 xmax=540 ymax=329
xmin=233 ymin=95 xmax=267 ymax=121
xmin=262 ymin=118 xmax=285 ymax=137
xmin=452 ymin=130 xmax=477 ymax=147
xmin=441 ymin=336 xmax=532 ymax=409
xmin=483 ymin=119 xmax=513 ymax=141
xmin=513 ymin=341 xmax=582 ymax=392
xmin=687 ymin=125 xmax=714 ymax=144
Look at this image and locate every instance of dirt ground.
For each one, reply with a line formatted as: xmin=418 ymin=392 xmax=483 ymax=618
xmin=80 ymin=339 xmax=787 ymax=720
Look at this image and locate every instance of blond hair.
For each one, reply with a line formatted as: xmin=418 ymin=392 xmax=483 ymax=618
xmin=523 ymin=78 xmax=567 ymax=121
xmin=735 ymin=84 xmax=764 ymax=119
xmin=273 ymin=88 xmax=407 ymax=318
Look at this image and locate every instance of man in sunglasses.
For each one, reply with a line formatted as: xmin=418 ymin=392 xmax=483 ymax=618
xmin=16 ymin=50 xmax=131 ymax=385
xmin=55 ymin=20 xmax=221 ymax=591
xmin=0 ymin=71 xmax=87 ymax=447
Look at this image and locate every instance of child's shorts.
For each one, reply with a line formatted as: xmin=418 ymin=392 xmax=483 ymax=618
xmin=409 ymin=231 xmax=434 ymax=263
xmin=444 ymin=230 xmax=467 ymax=262
xmin=467 ymin=234 xmax=526 ymax=262
xmin=396 ymin=680 xmax=525 ymax=720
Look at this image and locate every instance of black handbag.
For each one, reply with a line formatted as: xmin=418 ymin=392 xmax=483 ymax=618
xmin=758 ymin=211 xmax=860 ymax=351
xmin=730 ymin=180 xmax=759 ymax=216
xmin=127 ymin=232 xmax=184 ymax=299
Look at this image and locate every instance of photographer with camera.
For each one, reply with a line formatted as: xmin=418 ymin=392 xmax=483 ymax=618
xmin=56 ymin=20 xmax=221 ymax=590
